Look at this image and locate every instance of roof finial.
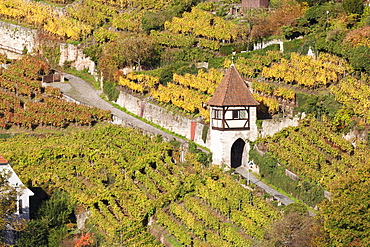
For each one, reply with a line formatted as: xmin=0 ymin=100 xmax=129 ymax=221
xmin=231 ymin=51 xmax=236 ymax=66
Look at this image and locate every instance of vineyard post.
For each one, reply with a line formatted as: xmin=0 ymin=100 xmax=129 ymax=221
xmin=326 ymin=10 xmax=329 ymax=31
xmin=247 ymin=168 xmax=250 ymax=186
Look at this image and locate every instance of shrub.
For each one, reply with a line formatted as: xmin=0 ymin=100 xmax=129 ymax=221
xmin=346 ymin=46 xmax=370 ymax=72
xmin=103 ymin=81 xmax=119 ymax=101
xmin=343 ymin=0 xmax=364 ymax=15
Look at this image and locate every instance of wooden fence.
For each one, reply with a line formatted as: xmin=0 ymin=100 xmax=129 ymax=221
xmin=42 ymin=73 xmax=62 ymax=83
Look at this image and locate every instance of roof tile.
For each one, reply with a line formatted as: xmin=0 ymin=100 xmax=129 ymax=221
xmin=0 ymin=155 xmax=8 ymax=165
xmin=207 ymin=65 xmax=259 ymax=106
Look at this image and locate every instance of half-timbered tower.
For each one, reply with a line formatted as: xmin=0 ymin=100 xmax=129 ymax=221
xmin=207 ymin=65 xmax=259 ymax=167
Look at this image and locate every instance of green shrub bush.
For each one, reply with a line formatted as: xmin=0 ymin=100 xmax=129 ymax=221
xmin=103 ymin=81 xmax=120 ymax=101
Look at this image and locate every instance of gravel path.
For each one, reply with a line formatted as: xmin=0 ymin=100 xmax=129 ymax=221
xmin=236 ymin=166 xmax=295 ymax=206
xmin=48 ymin=74 xmax=184 ymax=143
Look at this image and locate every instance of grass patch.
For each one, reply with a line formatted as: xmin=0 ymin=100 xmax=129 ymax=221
xmin=164 ymin=234 xmax=182 ymax=247
xmin=0 ymin=18 xmax=35 ymax=29
xmin=67 ymin=40 xmax=80 ymax=45
xmin=37 ymin=0 xmax=67 ymax=7
xmin=252 ymin=171 xmax=317 ymax=214
xmin=0 ymin=123 xmax=107 ymax=137
xmin=251 ymin=171 xmax=316 ymax=214
xmin=64 ymin=67 xmax=100 ymax=89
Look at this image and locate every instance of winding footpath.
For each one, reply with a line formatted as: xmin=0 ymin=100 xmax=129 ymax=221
xmin=236 ymin=167 xmax=294 ymax=206
xmin=49 ymin=74 xmax=185 ymax=143
xmin=50 ymin=74 xmax=294 ymax=206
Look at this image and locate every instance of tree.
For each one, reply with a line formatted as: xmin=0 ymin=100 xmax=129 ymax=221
xmin=320 ymin=160 xmax=370 ymax=246
xmin=17 ymin=190 xmax=75 ymax=247
xmin=265 ymin=210 xmax=326 ymax=247
xmin=343 ymin=0 xmax=364 ymax=15
xmin=98 ymin=33 xmax=158 ymax=78
xmin=119 ymin=33 xmax=158 ymax=71
xmin=0 ymin=170 xmax=19 ymax=243
xmin=251 ymin=0 xmax=305 ymax=41
xmin=346 ymin=46 xmax=370 ymax=72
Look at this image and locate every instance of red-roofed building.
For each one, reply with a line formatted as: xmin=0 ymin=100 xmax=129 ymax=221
xmin=0 ymin=155 xmax=8 ymax=164
xmin=207 ymin=65 xmax=259 ymax=167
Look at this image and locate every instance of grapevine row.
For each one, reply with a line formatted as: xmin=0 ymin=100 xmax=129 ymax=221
xmin=330 ymin=76 xmax=370 ymax=122
xmin=261 ymin=53 xmax=352 ymax=89
xmin=265 ymin=118 xmax=370 ymax=187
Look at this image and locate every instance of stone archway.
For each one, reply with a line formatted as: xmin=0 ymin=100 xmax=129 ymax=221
xmin=230 ymin=138 xmax=245 ymax=168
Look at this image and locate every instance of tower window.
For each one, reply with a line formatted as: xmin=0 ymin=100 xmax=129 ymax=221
xmin=213 ymin=109 xmax=222 ymax=119
xmin=240 ymin=110 xmax=247 ymax=119
xmin=233 ymin=110 xmax=247 ymax=119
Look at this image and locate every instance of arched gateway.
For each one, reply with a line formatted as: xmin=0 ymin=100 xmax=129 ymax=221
xmin=207 ymin=65 xmax=259 ymax=167
xmin=231 ymin=138 xmax=245 ymax=168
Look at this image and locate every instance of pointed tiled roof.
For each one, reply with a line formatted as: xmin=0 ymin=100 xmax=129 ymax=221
xmin=0 ymin=155 xmax=8 ymax=165
xmin=207 ymin=65 xmax=259 ymax=106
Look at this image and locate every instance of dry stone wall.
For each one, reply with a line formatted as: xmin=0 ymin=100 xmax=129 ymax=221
xmin=116 ymin=89 xmax=304 ymax=150
xmin=59 ymin=43 xmax=95 ymax=74
xmin=115 ymin=90 xmax=211 ymax=148
xmin=0 ymin=21 xmax=95 ymax=74
xmin=259 ymin=115 xmax=303 ymax=138
xmin=0 ymin=22 xmax=39 ymax=58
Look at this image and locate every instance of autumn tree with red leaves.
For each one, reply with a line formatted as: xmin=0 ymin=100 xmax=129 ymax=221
xmin=74 ymin=233 xmax=94 ymax=247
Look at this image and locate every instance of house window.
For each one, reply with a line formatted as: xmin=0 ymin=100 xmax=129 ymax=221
xmin=213 ymin=109 xmax=222 ymax=119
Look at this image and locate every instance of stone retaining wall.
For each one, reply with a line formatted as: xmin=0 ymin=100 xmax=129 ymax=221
xmin=115 ymin=89 xmax=304 ymax=149
xmin=259 ymin=115 xmax=303 ymax=138
xmin=59 ymin=43 xmax=95 ymax=74
xmin=115 ymin=90 xmax=211 ymax=148
xmin=0 ymin=21 xmax=95 ymax=75
xmin=0 ymin=22 xmax=39 ymax=58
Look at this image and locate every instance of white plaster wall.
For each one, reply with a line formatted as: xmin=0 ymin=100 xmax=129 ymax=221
xmin=0 ymin=164 xmax=34 ymax=220
xmin=259 ymin=115 xmax=302 ymax=138
xmin=115 ymin=90 xmax=210 ymax=147
xmin=210 ymin=106 xmax=258 ymax=166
